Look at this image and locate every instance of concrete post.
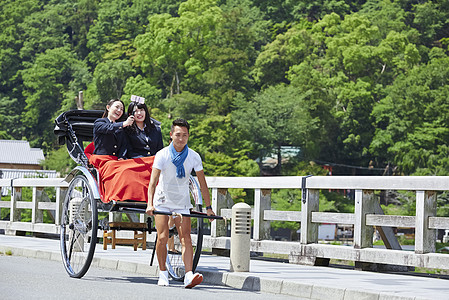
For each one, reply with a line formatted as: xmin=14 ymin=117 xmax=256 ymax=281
xmin=230 ymin=202 xmax=251 ymax=272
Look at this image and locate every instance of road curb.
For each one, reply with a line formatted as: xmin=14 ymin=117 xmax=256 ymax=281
xmin=0 ymin=244 xmax=427 ymax=300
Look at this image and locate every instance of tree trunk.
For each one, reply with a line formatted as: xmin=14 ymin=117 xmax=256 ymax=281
xmin=277 ymin=145 xmax=282 ymax=175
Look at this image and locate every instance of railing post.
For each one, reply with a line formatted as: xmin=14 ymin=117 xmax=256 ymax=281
xmin=253 ymin=188 xmax=271 ymax=241
xmin=11 ymin=187 xmax=21 ymax=222
xmin=211 ymin=188 xmax=231 ymax=256
xmin=290 ymin=188 xmax=323 ymax=265
xmin=415 ymin=190 xmax=436 ymax=254
xmin=55 ymin=186 xmax=67 ymax=226
xmin=354 ymin=190 xmax=375 ymax=249
xmin=354 ymin=190 xmax=382 ymax=271
xmin=109 ymin=212 xmax=122 ymax=222
xmin=8 ymin=186 xmax=21 ymax=235
xmin=300 ymin=189 xmax=319 ymax=244
xmin=211 ymin=188 xmax=229 ymax=238
xmin=32 ymin=187 xmax=44 ymax=224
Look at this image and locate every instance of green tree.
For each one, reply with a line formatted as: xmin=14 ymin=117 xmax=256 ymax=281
xmin=233 ymin=85 xmax=316 ymax=174
xmin=65 ymin=0 xmax=99 ymax=60
xmin=19 ymin=1 xmax=72 ymax=63
xmin=252 ymin=20 xmax=315 ymax=87
xmin=284 ymin=13 xmax=420 ymax=173
xmin=289 ymin=0 xmax=364 ymax=22
xmin=134 ymin=0 xmax=224 ymax=98
xmin=86 ymin=59 xmax=133 ymax=109
xmin=203 ymin=0 xmax=269 ymax=114
xmin=162 ymin=92 xmax=208 ymax=121
xmin=412 ymin=0 xmax=449 ymax=49
xmin=0 ymin=97 xmax=25 ymax=140
xmin=248 ymin=0 xmax=295 ymax=25
xmin=360 ymin=0 xmax=416 ymax=41
xmin=189 ymin=115 xmax=259 ymax=177
xmin=0 ymin=0 xmax=41 ymax=139
xmin=85 ymin=0 xmax=158 ymax=65
xmin=122 ymin=75 xmax=162 ymax=109
xmin=370 ymin=48 xmax=449 ymax=175
xmin=21 ymin=47 xmax=90 ymax=147
xmin=0 ymin=0 xmax=39 ymax=92
xmin=41 ymin=146 xmax=76 ymax=175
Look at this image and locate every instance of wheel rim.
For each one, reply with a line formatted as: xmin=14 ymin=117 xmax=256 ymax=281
xmin=60 ymin=175 xmax=98 ymax=278
xmin=166 ymin=205 xmax=204 ymax=281
xmin=166 ymin=225 xmax=185 ymax=280
xmin=162 ymin=176 xmax=204 ymax=281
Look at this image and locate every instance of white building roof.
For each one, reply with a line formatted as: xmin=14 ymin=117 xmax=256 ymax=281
xmin=0 ymin=139 xmax=45 ymax=165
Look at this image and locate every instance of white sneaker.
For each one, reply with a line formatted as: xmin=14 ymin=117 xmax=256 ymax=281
xmin=158 ymin=270 xmax=169 ymax=286
xmin=184 ymin=271 xmax=203 ymax=288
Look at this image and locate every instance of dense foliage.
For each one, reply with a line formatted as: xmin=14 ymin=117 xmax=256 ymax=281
xmin=2 ymin=0 xmax=449 ymax=215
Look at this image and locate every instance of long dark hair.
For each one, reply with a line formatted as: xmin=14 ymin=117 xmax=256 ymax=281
xmin=102 ymin=99 xmax=127 ymax=121
xmin=127 ymin=101 xmax=155 ymax=133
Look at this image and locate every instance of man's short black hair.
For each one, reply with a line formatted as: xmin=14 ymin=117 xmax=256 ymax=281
xmin=171 ymin=118 xmax=190 ymax=132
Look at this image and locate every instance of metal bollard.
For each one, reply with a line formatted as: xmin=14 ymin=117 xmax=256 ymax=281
xmin=230 ymin=202 xmax=251 ymax=272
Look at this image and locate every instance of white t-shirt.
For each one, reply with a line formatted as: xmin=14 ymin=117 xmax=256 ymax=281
xmin=152 ymin=146 xmax=203 ymax=209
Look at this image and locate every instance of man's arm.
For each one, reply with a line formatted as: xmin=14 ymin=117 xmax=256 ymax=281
xmin=196 ymin=170 xmax=215 ymax=217
xmin=146 ymin=168 xmax=161 ymax=216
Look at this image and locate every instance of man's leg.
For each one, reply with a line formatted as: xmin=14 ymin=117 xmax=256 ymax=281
xmin=155 ymin=215 xmax=170 ymax=286
xmin=174 ymin=216 xmax=203 ymax=288
xmin=173 ymin=216 xmax=193 ymax=271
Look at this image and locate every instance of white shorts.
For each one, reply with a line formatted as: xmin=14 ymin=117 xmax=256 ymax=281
xmin=154 ymin=206 xmax=190 ymax=218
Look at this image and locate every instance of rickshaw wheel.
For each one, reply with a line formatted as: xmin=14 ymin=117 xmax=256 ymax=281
xmin=166 ymin=204 xmax=204 ymax=281
xmin=60 ymin=174 xmax=98 ymax=278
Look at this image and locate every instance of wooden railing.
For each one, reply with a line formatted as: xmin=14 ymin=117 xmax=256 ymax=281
xmin=1 ymin=176 xmax=449 ymax=270
xmin=0 ymin=178 xmax=67 ymax=234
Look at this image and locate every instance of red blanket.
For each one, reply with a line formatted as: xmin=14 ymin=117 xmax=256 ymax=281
xmin=88 ymin=154 xmax=154 ymax=203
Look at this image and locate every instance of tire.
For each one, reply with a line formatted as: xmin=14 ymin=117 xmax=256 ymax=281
xmin=166 ymin=204 xmax=204 ymax=281
xmin=192 ymin=204 xmax=203 ymax=273
xmin=60 ymin=175 xmax=98 ymax=278
xmin=165 ymin=176 xmax=204 ymax=281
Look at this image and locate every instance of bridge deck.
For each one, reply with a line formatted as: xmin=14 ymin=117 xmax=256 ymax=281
xmin=0 ymin=234 xmax=447 ymax=299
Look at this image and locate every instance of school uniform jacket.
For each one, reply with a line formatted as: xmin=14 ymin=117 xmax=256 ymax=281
xmin=93 ymin=117 xmax=128 ymax=159
xmin=126 ymin=118 xmax=164 ymax=158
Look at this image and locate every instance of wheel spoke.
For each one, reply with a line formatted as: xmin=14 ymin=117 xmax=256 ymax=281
xmin=68 ymin=228 xmax=76 ymax=261
xmin=60 ymin=175 xmax=97 ymax=278
xmin=165 ymin=177 xmax=204 ymax=281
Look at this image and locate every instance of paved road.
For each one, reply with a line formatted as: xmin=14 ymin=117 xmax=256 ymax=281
xmin=1 ymin=235 xmax=449 ymax=300
xmin=0 ymin=255 xmax=303 ymax=300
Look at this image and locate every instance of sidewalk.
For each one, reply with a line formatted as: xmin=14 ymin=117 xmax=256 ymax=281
xmin=1 ymin=234 xmax=448 ymax=300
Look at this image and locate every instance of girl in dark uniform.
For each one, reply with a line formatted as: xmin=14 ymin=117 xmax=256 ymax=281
xmin=126 ymin=97 xmax=163 ymax=158
xmin=88 ymin=97 xmax=158 ymax=203
xmin=92 ymin=99 xmax=134 ymax=159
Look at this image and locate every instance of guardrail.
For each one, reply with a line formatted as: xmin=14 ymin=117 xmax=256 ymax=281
xmin=1 ymin=176 xmax=449 ymax=271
